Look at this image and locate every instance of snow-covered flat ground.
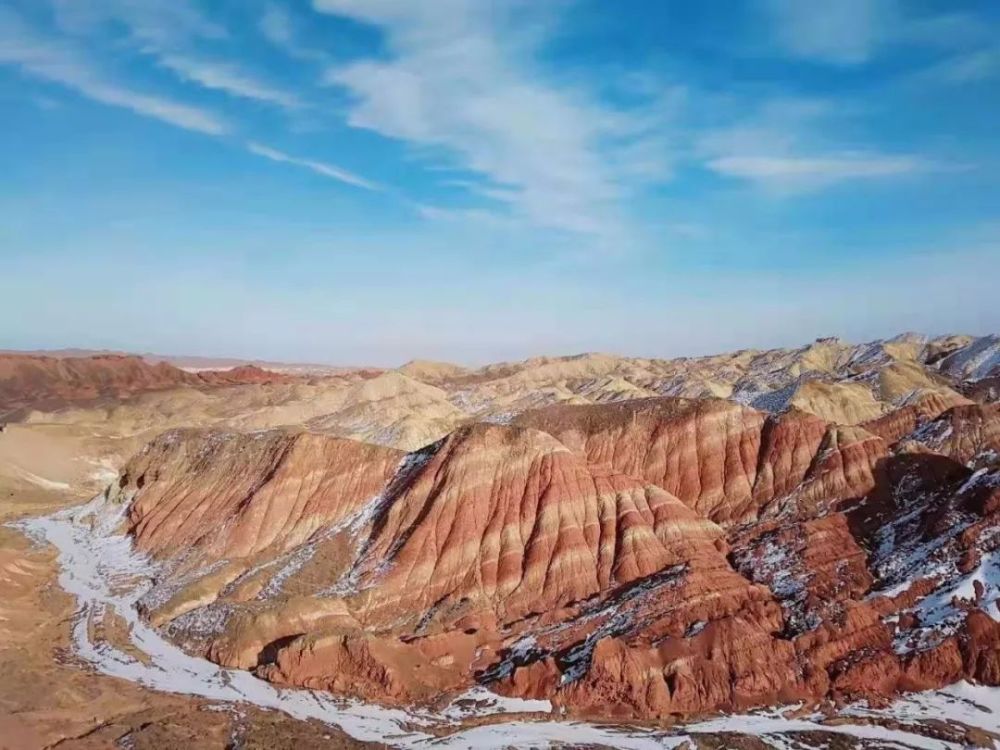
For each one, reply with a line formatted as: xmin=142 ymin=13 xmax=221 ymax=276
xmin=14 ymin=494 xmax=1000 ymax=749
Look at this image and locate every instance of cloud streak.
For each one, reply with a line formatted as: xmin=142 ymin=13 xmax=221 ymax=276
xmin=313 ymin=0 xmax=666 ymax=243
xmin=0 ymin=9 xmax=227 ymax=135
xmin=50 ymin=0 xmax=226 ymax=48
xmin=916 ymin=47 xmax=1000 ymax=85
xmin=245 ymin=141 xmax=379 ymax=191
xmin=51 ymin=1 xmax=304 ymax=112
xmin=158 ymin=54 xmax=301 ymax=109
xmin=696 ymin=98 xmax=955 ymax=192
xmin=707 ymin=153 xmax=929 ymax=190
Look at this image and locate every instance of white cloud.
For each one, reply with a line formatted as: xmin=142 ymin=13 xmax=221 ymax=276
xmin=259 ymin=5 xmax=295 ymax=47
xmin=313 ymin=0 xmax=665 ymax=242
xmin=708 ymin=153 xmax=926 ymax=189
xmin=897 ymin=12 xmax=994 ymax=51
xmin=258 ymin=4 xmax=327 ymax=63
xmin=917 ymin=47 xmax=1000 ymax=84
xmin=762 ymin=0 xmax=994 ymax=70
xmin=158 ymin=54 xmax=301 ymax=109
xmin=245 ymin=141 xmax=379 ymax=191
xmin=0 ymin=9 xmax=227 ymax=135
xmin=761 ymin=0 xmax=897 ymax=65
xmin=698 ymin=98 xmax=950 ymax=192
xmin=413 ymin=202 xmax=507 ymax=226
xmin=49 ymin=0 xmax=226 ymax=48
xmin=49 ymin=0 xmax=303 ymax=110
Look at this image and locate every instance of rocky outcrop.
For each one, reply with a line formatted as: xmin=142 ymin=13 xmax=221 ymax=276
xmin=343 ymin=422 xmax=729 ymax=625
xmin=0 ymin=354 xmax=298 ymax=418
xmin=121 ymin=429 xmax=404 ymax=561
xmin=101 ymin=409 xmax=886 ymax=719
xmin=514 ymin=398 xmax=886 ymax=525
xmin=70 ymin=332 xmax=1000 ymax=722
xmin=258 ymin=629 xmax=466 ymax=702
xmin=901 ymin=404 xmax=1000 ymax=466
xmin=962 ymin=376 xmax=1000 ymax=404
xmin=124 ymin=421 xmax=799 ymax=716
xmin=0 ymin=354 xmax=200 ymax=416
xmin=305 ymin=370 xmax=469 ymax=450
xmin=862 ymin=390 xmax=971 ymax=444
xmin=937 ymin=335 xmax=1000 ymax=382
xmin=196 ymin=364 xmax=299 ymax=386
xmin=846 ymin=454 xmax=1000 ymax=690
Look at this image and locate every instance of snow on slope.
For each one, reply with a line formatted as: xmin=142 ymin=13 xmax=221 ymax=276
xmin=14 ymin=491 xmax=1000 ymax=749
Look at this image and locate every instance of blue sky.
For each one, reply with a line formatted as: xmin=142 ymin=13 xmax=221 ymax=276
xmin=1 ymin=0 xmax=998 ymax=365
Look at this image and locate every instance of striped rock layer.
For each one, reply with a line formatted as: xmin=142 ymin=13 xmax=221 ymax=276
xmin=113 ymin=395 xmax=1000 ymax=720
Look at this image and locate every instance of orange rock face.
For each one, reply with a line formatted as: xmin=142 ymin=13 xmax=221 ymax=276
xmin=121 ymin=429 xmax=403 ymax=561
xmin=905 ymin=404 xmax=1000 ymax=465
xmin=347 ymin=423 xmax=729 ymax=624
xmin=0 ymin=354 xmax=200 ymax=416
xmin=196 ymin=364 xmax=299 ymax=386
xmin=0 ymin=353 xmax=300 ymax=417
xmin=861 ymin=390 xmax=969 ymax=444
xmin=514 ymin=399 xmax=887 ymax=524
xmin=112 ymin=392 xmax=1000 ymax=720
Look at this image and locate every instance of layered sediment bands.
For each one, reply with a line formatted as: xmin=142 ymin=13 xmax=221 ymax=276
xmin=790 ymin=424 xmax=888 ymax=513
xmin=348 ymin=423 xmax=729 ymax=625
xmin=962 ymin=376 xmax=1000 ymax=404
xmin=842 ymin=454 xmax=1000 ymax=692
xmin=903 ymin=404 xmax=1000 ymax=465
xmin=0 ymin=354 xmax=201 ymax=416
xmin=0 ymin=353 xmax=299 ymax=417
xmin=257 ymin=630 xmax=468 ymax=702
xmin=491 ymin=550 xmax=798 ymax=718
xmin=108 ymin=390 xmax=1000 ymax=720
xmin=121 ymin=429 xmax=403 ymax=561
xmin=862 ymin=391 xmax=971 ymax=444
xmin=120 ymin=421 xmax=802 ymax=715
xmin=731 ymin=513 xmax=873 ymax=635
xmin=514 ymin=399 xmax=886 ymax=524
xmin=726 ymin=513 xmax=907 ymax=705
xmin=553 ymin=614 xmax=810 ymax=718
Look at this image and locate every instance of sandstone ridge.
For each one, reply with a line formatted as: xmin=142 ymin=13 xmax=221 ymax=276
xmin=110 ymin=385 xmax=1000 ymax=720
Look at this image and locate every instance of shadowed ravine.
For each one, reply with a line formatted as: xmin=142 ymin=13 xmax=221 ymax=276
xmin=15 ymin=491 xmax=1000 ymax=750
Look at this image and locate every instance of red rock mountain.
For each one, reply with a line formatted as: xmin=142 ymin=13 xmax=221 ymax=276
xmin=514 ymin=398 xmax=887 ymax=525
xmin=17 ymin=332 xmax=999 ymax=720
xmin=108 ymin=386 xmax=1000 ymax=720
xmin=0 ymin=354 xmax=296 ymax=417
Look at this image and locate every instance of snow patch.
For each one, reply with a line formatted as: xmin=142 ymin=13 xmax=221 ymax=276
xmin=13 ymin=491 xmax=1000 ymax=749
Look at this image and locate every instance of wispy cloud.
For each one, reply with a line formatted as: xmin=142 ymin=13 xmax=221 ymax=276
xmin=50 ymin=0 xmax=303 ymax=111
xmin=50 ymin=0 xmax=226 ymax=48
xmin=697 ymin=98 xmax=952 ymax=192
xmin=760 ymin=0 xmax=897 ymax=65
xmin=413 ymin=202 xmax=508 ymax=226
xmin=761 ymin=0 xmax=996 ymax=72
xmin=158 ymin=54 xmax=301 ymax=109
xmin=245 ymin=141 xmax=379 ymax=191
xmin=916 ymin=47 xmax=1000 ymax=85
xmin=259 ymin=4 xmax=328 ymax=63
xmin=259 ymin=5 xmax=294 ymax=47
xmin=708 ymin=153 xmax=928 ymax=190
xmin=0 ymin=8 xmax=227 ymax=135
xmin=313 ymin=0 xmax=666 ymax=243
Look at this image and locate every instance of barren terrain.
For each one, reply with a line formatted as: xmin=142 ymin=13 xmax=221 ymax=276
xmin=3 ymin=332 xmax=1000 ymax=748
